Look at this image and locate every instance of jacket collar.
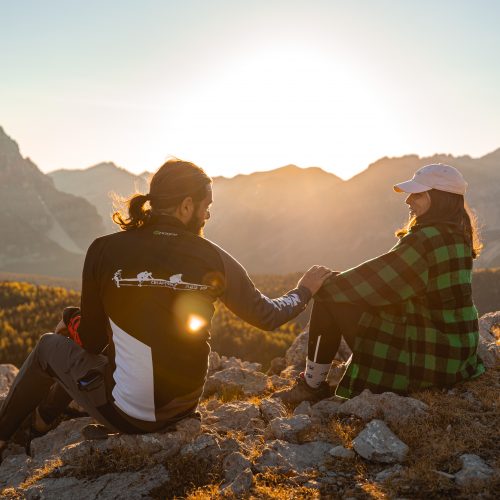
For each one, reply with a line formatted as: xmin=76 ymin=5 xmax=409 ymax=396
xmin=149 ymin=214 xmax=188 ymax=230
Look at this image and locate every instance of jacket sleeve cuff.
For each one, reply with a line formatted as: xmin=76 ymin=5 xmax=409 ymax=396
xmin=297 ymin=285 xmax=312 ymax=304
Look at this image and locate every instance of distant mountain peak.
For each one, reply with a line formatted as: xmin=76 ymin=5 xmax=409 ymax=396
xmin=0 ymin=126 xmax=21 ymax=159
xmin=480 ymin=147 xmax=500 ymax=161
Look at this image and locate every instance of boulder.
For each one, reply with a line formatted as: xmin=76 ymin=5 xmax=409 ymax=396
xmin=220 ymin=356 xmax=262 ymax=372
xmin=0 ymin=364 xmax=18 ymax=393
xmin=203 ymin=367 xmax=269 ymax=397
xmin=222 ymin=451 xmax=251 ymax=484
xmin=266 ymin=415 xmax=313 ymax=443
xmin=208 ymin=351 xmax=222 ymax=373
xmin=353 ymin=419 xmax=409 ymax=463
xmin=454 ymin=454 xmax=494 ymax=486
xmin=180 ymin=433 xmax=220 ymax=459
xmin=0 ymin=454 xmax=32 ymax=490
xmin=259 ymin=398 xmax=288 ymax=423
xmin=285 ymin=331 xmax=308 ymax=368
xmin=203 ymin=401 xmax=261 ymax=432
xmin=268 ymin=375 xmax=292 ymax=389
xmin=374 ymin=464 xmax=404 ymax=482
xmin=255 ymin=440 xmax=333 ymax=473
xmin=221 ymin=468 xmax=253 ymax=496
xmin=338 ymin=390 xmax=428 ymax=425
xmin=478 ymin=312 xmax=500 ymax=368
xmin=329 ymin=445 xmax=355 ymax=459
xmin=267 ymin=357 xmax=287 ymax=375
xmin=310 ymin=399 xmax=343 ymax=424
xmin=21 ymin=464 xmax=169 ymax=500
xmin=30 ymin=417 xmax=96 ymax=460
xmin=60 ymin=417 xmax=200 ymax=465
xmin=293 ymin=401 xmax=311 ymax=416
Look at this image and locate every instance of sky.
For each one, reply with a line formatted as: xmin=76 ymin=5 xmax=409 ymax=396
xmin=1 ymin=0 xmax=499 ymax=179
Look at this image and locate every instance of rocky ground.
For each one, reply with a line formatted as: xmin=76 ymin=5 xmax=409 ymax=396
xmin=1 ymin=312 xmax=499 ymax=499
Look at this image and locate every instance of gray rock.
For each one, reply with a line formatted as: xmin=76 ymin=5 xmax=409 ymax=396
xmin=30 ymin=417 xmax=96 ymax=459
xmin=455 ymin=454 xmax=494 ymax=486
xmin=267 ymin=357 xmax=287 ymax=375
xmin=203 ymin=367 xmax=269 ymax=397
xmin=180 ymin=433 xmax=220 ymax=459
xmin=268 ymin=375 xmax=292 ymax=389
xmin=279 ymin=365 xmax=301 ymax=380
xmin=246 ymin=417 xmax=266 ymax=436
xmin=221 ymin=468 xmax=253 ymax=496
xmin=61 ymin=417 xmax=200 ymax=465
xmin=353 ymin=420 xmax=409 ymax=463
xmin=259 ymin=398 xmax=288 ymax=423
xmin=220 ymin=356 xmax=262 ymax=372
xmin=310 ymin=399 xmax=343 ymax=423
xmin=22 ymin=464 xmax=168 ymax=500
xmin=222 ymin=451 xmax=251 ymax=484
xmin=339 ymin=390 xmax=428 ymax=425
xmin=478 ymin=312 xmax=500 ymax=368
xmin=329 ymin=445 xmax=355 ymax=459
xmin=208 ymin=351 xmax=222 ymax=373
xmin=0 ymin=364 xmax=18 ymax=393
xmin=203 ymin=401 xmax=261 ymax=432
xmin=293 ymin=401 xmax=311 ymax=416
xmin=375 ymin=464 xmax=404 ymax=482
xmin=204 ymin=398 xmax=222 ymax=411
xmin=267 ymin=414 xmax=313 ymax=443
xmin=255 ymin=440 xmax=333 ymax=473
xmin=0 ymin=454 xmax=32 ymax=490
xmin=285 ymin=331 xmax=308 ymax=369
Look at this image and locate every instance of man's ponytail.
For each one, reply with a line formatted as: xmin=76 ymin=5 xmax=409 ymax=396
xmin=112 ymin=193 xmax=151 ymax=230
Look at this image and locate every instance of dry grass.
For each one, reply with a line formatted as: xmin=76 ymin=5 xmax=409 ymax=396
xmin=218 ymin=386 xmax=245 ymax=403
xmin=327 ymin=415 xmax=365 ymax=448
xmin=382 ymin=367 xmax=500 ymax=498
xmin=67 ymin=445 xmax=155 ymax=479
xmin=150 ymin=454 xmax=223 ymax=499
xmin=251 ymin=470 xmax=321 ymax=499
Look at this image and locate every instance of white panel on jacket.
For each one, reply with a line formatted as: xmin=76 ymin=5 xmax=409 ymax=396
xmin=109 ymin=317 xmax=156 ymax=422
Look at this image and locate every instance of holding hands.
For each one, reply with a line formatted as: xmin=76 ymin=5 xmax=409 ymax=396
xmin=297 ymin=265 xmax=337 ymax=296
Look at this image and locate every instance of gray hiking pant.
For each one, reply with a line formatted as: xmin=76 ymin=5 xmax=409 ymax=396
xmin=0 ymin=333 xmax=176 ymax=441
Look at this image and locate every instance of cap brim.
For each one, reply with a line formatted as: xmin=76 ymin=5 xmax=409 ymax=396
xmin=393 ymin=180 xmax=432 ymax=194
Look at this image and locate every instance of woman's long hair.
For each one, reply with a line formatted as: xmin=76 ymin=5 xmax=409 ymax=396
xmin=396 ymin=189 xmax=483 ymax=258
xmin=112 ymin=158 xmax=211 ymax=231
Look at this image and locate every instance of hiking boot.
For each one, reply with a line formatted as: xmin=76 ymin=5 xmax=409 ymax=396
xmin=272 ymin=373 xmax=332 ymax=406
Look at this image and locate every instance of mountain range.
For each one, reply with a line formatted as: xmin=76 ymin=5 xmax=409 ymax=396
xmin=1 ymin=125 xmax=499 ymax=278
xmin=0 ymin=127 xmax=104 ymax=277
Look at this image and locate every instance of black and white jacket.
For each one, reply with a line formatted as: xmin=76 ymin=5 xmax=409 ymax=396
xmin=65 ymin=216 xmax=310 ymax=423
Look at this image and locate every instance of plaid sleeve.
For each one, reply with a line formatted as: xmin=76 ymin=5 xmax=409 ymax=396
xmin=316 ymin=232 xmax=429 ymax=306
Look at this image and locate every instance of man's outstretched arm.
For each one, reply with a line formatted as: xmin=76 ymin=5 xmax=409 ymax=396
xmin=217 ymin=246 xmax=330 ymax=331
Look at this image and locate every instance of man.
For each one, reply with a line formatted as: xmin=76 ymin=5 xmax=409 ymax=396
xmin=0 ymin=159 xmax=331 ymax=450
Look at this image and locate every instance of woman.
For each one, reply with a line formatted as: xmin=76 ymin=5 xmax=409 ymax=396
xmin=277 ymin=163 xmax=485 ymax=403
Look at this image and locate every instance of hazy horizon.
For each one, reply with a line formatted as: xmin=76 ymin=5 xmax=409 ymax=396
xmin=2 ymin=1 xmax=499 ymax=179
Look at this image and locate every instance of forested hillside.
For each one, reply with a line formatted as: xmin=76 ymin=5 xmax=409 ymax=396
xmin=0 ymin=276 xmax=307 ymax=369
xmin=1 ymin=269 xmax=499 ymax=368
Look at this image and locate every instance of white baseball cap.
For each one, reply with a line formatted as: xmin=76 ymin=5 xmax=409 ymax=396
xmin=393 ymin=163 xmax=467 ymax=195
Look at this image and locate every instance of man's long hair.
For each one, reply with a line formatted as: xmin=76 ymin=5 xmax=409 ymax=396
xmin=396 ymin=189 xmax=483 ymax=258
xmin=112 ymin=158 xmax=212 ymax=231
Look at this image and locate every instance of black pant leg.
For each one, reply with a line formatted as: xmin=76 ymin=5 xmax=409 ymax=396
xmin=307 ymin=300 xmax=368 ymax=364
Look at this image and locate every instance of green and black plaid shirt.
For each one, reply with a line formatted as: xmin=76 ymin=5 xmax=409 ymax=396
xmin=316 ymin=223 xmax=485 ymax=398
